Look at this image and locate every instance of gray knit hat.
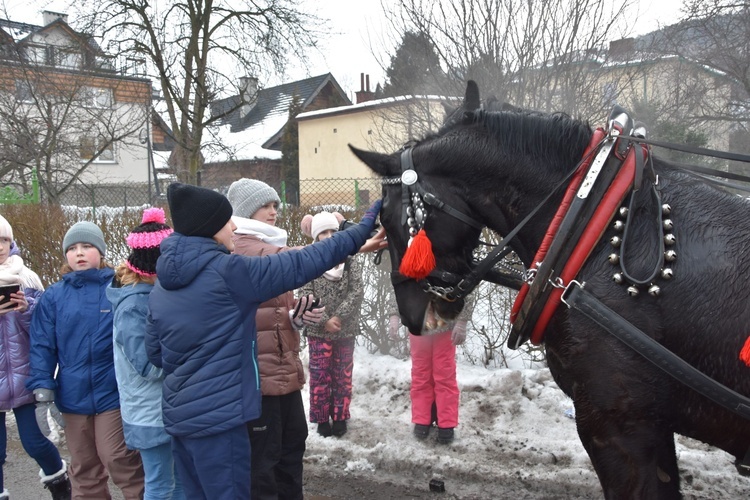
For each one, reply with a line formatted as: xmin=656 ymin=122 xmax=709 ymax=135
xmin=62 ymin=221 xmax=107 ymax=256
xmin=226 ymin=179 xmax=281 ymax=219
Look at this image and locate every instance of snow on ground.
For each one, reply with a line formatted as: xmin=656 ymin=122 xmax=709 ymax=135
xmin=301 ymin=344 xmax=750 ymax=499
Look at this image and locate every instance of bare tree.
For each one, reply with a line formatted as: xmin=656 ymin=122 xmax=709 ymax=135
xmin=638 ymin=2 xmax=750 ymax=170
xmin=76 ymin=0 xmax=321 ymax=185
xmin=0 ymin=42 xmax=148 ymax=203
xmin=381 ymin=0 xmax=638 ymax=120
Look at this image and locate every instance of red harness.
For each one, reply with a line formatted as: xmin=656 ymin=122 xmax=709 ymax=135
xmin=511 ymin=128 xmax=647 ymax=344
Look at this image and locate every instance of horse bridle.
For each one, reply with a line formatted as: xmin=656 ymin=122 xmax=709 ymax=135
xmin=382 ymin=146 xmax=531 ymax=301
xmin=382 ymin=139 xmax=606 ymax=302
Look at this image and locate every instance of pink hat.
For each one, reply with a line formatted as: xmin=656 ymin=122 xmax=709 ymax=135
xmin=125 ymin=207 xmax=173 ymax=276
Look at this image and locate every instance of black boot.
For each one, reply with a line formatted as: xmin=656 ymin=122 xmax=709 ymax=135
xmin=437 ymin=427 xmax=454 ymax=445
xmin=40 ymin=461 xmax=71 ymax=500
xmin=317 ymin=422 xmax=332 ymax=437
xmin=331 ymin=420 xmax=347 ymax=437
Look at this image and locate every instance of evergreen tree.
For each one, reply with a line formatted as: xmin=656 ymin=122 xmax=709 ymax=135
xmin=382 ymin=31 xmax=447 ymax=97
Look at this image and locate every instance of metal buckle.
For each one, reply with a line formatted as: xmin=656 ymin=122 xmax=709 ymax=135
xmin=560 ymin=280 xmax=584 ymax=308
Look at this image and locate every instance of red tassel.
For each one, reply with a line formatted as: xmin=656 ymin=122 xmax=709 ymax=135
xmin=740 ymin=336 xmax=750 ymax=367
xmin=399 ymin=229 xmax=436 ymax=280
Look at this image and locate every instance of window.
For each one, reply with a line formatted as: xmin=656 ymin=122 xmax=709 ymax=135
xmin=54 ymin=48 xmax=81 ymax=69
xmin=80 ymin=135 xmax=115 ymax=163
xmin=81 ymin=86 xmax=113 ymax=109
xmin=15 ymin=80 xmax=33 ymax=103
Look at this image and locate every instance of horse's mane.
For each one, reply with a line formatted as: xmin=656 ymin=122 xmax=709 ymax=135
xmin=469 ymin=109 xmax=593 ymax=165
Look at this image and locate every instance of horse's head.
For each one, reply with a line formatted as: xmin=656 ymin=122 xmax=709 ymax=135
xmin=350 ymin=142 xmax=484 ymax=334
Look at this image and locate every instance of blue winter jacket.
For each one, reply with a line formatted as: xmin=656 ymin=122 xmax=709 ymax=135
xmin=146 ymin=219 xmax=374 ymax=438
xmin=27 ymin=268 xmax=120 ymax=415
xmin=106 ymin=280 xmax=169 ymax=450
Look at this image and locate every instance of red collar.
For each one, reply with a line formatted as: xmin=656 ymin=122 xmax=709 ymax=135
xmin=511 ymin=129 xmax=645 ymax=344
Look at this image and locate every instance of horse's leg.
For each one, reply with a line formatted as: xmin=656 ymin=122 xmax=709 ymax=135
xmin=547 ymin=337 xmax=682 ymax=500
xmin=574 ymin=400 xmax=682 ymax=500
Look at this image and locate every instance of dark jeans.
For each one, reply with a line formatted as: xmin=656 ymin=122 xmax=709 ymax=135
xmin=0 ymin=403 xmax=63 ymax=490
xmin=246 ymin=390 xmax=307 ymax=500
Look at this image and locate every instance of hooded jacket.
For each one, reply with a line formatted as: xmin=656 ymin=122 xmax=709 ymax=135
xmin=27 ymin=267 xmax=120 ymax=415
xmin=106 ymin=280 xmax=169 ymax=450
xmin=0 ymin=286 xmax=42 ymax=411
xmin=232 ymin=234 xmax=304 ymax=397
xmin=145 ymin=218 xmax=373 ymax=439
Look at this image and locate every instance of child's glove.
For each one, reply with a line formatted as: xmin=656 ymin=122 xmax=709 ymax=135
xmin=360 ymin=200 xmax=382 ymax=229
xmin=34 ymin=389 xmax=65 ymax=435
xmin=388 ymin=315 xmax=402 ymax=340
xmin=451 ymin=320 xmax=468 ymax=346
xmin=292 ymin=295 xmax=325 ymax=328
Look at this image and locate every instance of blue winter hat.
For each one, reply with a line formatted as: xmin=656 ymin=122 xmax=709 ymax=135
xmin=62 ymin=221 xmax=107 ymax=256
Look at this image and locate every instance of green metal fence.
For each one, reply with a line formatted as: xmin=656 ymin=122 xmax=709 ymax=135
xmin=0 ymin=169 xmax=39 ymax=205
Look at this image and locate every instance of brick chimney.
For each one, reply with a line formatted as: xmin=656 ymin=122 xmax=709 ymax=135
xmin=42 ymin=10 xmax=68 ymax=25
xmin=355 ymin=73 xmax=375 ymax=104
xmin=239 ymin=76 xmax=258 ymax=118
xmin=608 ymin=38 xmax=636 ymax=61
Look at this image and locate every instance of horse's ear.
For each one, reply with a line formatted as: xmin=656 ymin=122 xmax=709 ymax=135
xmin=463 ymin=80 xmax=480 ymax=111
xmin=349 ymin=145 xmax=398 ymax=177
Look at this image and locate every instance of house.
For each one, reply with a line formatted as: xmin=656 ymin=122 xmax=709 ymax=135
xmin=0 ymin=11 xmax=153 ymax=204
xmin=200 ymin=73 xmax=351 ymax=200
xmin=296 ymin=74 xmax=457 ymax=207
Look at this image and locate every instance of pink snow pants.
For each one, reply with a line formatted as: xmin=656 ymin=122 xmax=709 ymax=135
xmin=409 ymin=329 xmax=459 ymax=428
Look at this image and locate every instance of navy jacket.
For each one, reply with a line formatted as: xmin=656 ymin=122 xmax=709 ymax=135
xmin=146 ymin=220 xmax=373 ymax=438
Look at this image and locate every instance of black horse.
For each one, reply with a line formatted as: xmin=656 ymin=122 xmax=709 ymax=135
xmin=351 ymin=82 xmax=750 ymax=498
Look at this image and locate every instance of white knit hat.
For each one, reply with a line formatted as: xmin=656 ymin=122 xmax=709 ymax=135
xmin=226 ymin=178 xmax=281 ymax=219
xmin=311 ymin=212 xmax=340 ymax=241
xmin=0 ymin=215 xmax=13 ymax=241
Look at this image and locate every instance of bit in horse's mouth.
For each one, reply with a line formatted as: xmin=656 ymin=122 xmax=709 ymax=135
xmin=422 ymin=301 xmax=448 ymax=334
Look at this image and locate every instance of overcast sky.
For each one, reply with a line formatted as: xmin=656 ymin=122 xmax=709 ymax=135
xmin=4 ymin=0 xmax=687 ymax=99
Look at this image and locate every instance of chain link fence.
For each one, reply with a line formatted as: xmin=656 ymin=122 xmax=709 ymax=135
xmin=4 ymin=176 xmax=543 ymax=368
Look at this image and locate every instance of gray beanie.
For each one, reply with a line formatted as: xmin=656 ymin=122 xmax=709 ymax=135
xmin=226 ymin=179 xmax=281 ymax=219
xmin=62 ymin=221 xmax=107 ymax=257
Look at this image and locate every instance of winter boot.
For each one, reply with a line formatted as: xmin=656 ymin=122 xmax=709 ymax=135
xmin=331 ymin=420 xmax=347 ymax=437
xmin=317 ymin=422 xmax=332 ymax=437
xmin=39 ymin=461 xmax=71 ymax=500
xmin=413 ymin=424 xmax=431 ymax=440
xmin=437 ymin=427 xmax=454 ymax=445
xmin=0 ymin=488 xmax=8 ymax=499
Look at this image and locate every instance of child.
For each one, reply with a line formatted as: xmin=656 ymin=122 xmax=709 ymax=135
xmin=299 ymin=211 xmax=365 ymax=438
xmin=106 ymin=208 xmax=184 ymax=500
xmin=226 ymin=178 xmax=320 ymax=500
xmin=145 ymin=182 xmax=380 ymax=500
xmin=0 ymin=215 xmax=70 ymax=500
xmin=389 ymin=296 xmax=474 ymax=445
xmin=27 ymin=221 xmax=145 ymax=499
